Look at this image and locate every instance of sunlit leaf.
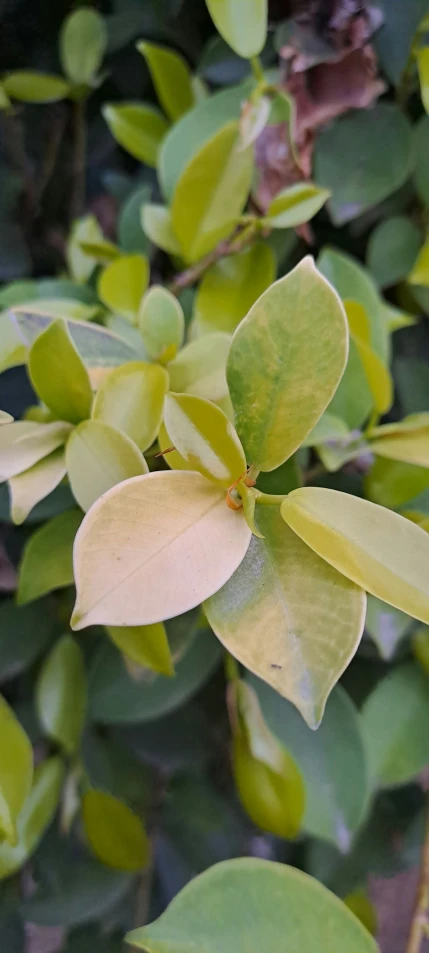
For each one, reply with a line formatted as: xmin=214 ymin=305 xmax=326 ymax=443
xmin=0 ymin=757 xmax=64 ymax=880
xmin=17 ymin=509 xmax=82 ymax=605
xmin=418 ymin=47 xmax=429 ymax=114
xmin=60 ymin=8 xmax=107 ymax=86
xmin=28 ymin=319 xmax=93 ymax=424
xmin=102 ymin=103 xmax=168 ymax=166
xmin=66 ymin=420 xmax=147 ymax=512
xmin=98 ymin=254 xmax=149 ymax=323
xmin=205 ymin=0 xmax=268 ymax=58
xmin=369 ymin=418 xmax=429 ymax=468
xmin=167 ymin=333 xmax=231 ymax=402
xmin=264 ymin=183 xmax=330 ymax=229
xmin=137 ymin=41 xmax=194 ymax=121
xmin=139 ymin=287 xmax=184 ymax=362
xmin=3 ymin=72 xmax=70 ymax=103
xmin=106 ymin=623 xmax=173 ymax=677
xmin=0 ymin=696 xmax=32 ymax=845
xmin=82 ymin=789 xmax=150 ymax=872
xmin=164 ymin=393 xmax=246 ymax=487
xmin=9 ymin=448 xmax=67 ymax=524
xmin=141 ymin=204 xmax=182 ymax=256
xmin=0 ymin=421 xmax=70 ymax=481
xmin=195 ymin=243 xmax=275 ymax=334
xmin=92 ymin=361 xmax=168 ymax=451
xmin=36 ymin=635 xmax=86 ymax=755
xmin=66 ymin=216 xmax=105 ymax=285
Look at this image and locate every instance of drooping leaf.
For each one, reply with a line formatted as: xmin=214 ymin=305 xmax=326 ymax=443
xmin=12 ymin=310 xmax=139 ymax=369
xmin=141 ymin=204 xmax=182 ymax=256
xmin=418 ymin=47 xmax=429 ymax=114
xmin=102 ymin=103 xmax=168 ymax=166
xmin=195 ymin=243 xmax=275 ymax=335
xmin=36 ymin=635 xmax=86 ymax=755
xmin=60 ymin=8 xmax=107 ymax=86
xmin=369 ymin=418 xmax=429 ymax=468
xmin=164 ymin=393 xmax=246 ymax=487
xmin=167 ymin=333 xmax=231 ymax=402
xmin=0 ymin=421 xmax=70 ymax=481
xmin=137 ymin=41 xmax=194 ymax=121
xmin=3 ymin=72 xmax=70 ymax=103
xmin=139 ymin=287 xmax=185 ymax=363
xmin=9 ymin=448 xmax=67 ymax=524
xmin=106 ymin=622 xmax=173 ymax=677
xmin=82 ymin=790 xmax=150 ymax=872
xmin=98 ymin=255 xmax=149 ymax=324
xmin=205 ymin=0 xmax=268 ymax=58
xmin=66 ymin=216 xmax=105 ymax=285
xmin=365 ymin=595 xmax=412 ymax=661
xmin=28 ymin=319 xmax=93 ymax=425
xmin=0 ymin=758 xmax=64 ymax=880
xmin=227 ymin=257 xmax=348 ymax=472
xmin=66 ymin=420 xmax=147 ymax=512
xmin=17 ymin=509 xmax=82 ymax=605
xmin=0 ymin=696 xmax=33 ymax=845
xmin=264 ymin=183 xmax=330 ymax=229
xmin=366 ymin=217 xmax=421 ymax=289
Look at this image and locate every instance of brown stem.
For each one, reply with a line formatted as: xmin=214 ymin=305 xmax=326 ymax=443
xmin=35 ymin=104 xmax=67 ymax=210
xmin=406 ymin=800 xmax=429 ymax=953
xmin=169 ymin=224 xmax=258 ymax=294
xmin=70 ymin=99 xmax=86 ymax=223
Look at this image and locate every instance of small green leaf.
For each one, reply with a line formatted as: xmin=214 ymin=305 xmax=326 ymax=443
xmin=366 ymin=216 xmax=421 ymax=289
xmin=0 ymin=600 xmax=56 ymax=682
xmin=164 ymin=392 xmax=246 ymax=487
xmin=28 ymin=319 xmax=93 ymax=425
xmin=106 ymin=623 xmax=174 ymax=677
xmin=0 ymin=696 xmax=33 ymax=845
xmin=365 ymin=595 xmax=412 ymax=661
xmin=171 ymin=121 xmax=253 ymax=263
xmin=60 ymin=8 xmax=107 ymax=86
xmin=0 ymin=421 xmax=70 ymax=481
xmin=139 ymin=286 xmax=185 ymax=362
xmin=137 ymin=41 xmax=194 ymax=121
xmin=66 ymin=215 xmax=105 ymax=284
xmin=168 ymin=333 xmax=231 ymax=403
xmin=9 ymin=448 xmax=67 ymax=524
xmin=0 ymin=757 xmax=64 ymax=881
xmin=317 ymin=247 xmax=388 ymax=362
xmin=98 ymin=254 xmax=149 ymax=323
xmin=418 ymin=47 xmax=429 ymax=114
xmin=3 ymin=72 xmax=70 ymax=103
xmin=141 ymin=204 xmax=182 ymax=255
xmin=92 ymin=361 xmax=169 ymax=451
xmin=195 ymin=243 xmax=275 ymax=334
xmin=264 ymin=183 xmax=330 ymax=229
xmin=82 ymin=789 xmax=150 ymax=872
xmin=36 ymin=635 xmax=86 ymax=755
xmin=78 ymin=239 xmax=120 ymax=264
xmin=102 ymin=103 xmax=168 ymax=166
xmin=17 ymin=509 xmax=83 ymax=605
xmin=66 ymin=420 xmax=147 ymax=512
xmin=205 ymin=0 xmax=268 ymax=58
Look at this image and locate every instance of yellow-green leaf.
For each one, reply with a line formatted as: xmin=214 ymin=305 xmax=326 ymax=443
xmin=205 ymin=0 xmax=268 ymax=58
xmin=98 ymin=254 xmax=149 ymax=323
xmin=205 ymin=507 xmax=365 ymax=728
xmin=281 ymin=487 xmax=429 ymax=625
xmin=106 ymin=622 xmax=174 ymax=677
xmin=78 ymin=239 xmax=120 ymax=264
xmin=9 ymin=448 xmax=67 ymax=525
xmin=344 ymin=890 xmax=377 ymax=936
xmin=66 ymin=420 xmax=147 ymax=512
xmin=418 ymin=47 xmax=429 ymax=115
xmin=28 ymin=319 xmax=93 ymax=424
xmin=195 ymin=243 xmax=276 ymax=335
xmin=227 ymin=257 xmax=348 ymax=472
xmin=71 ymin=470 xmax=251 ymax=629
xmin=0 ymin=696 xmax=33 ymax=846
xmin=82 ymin=789 xmax=150 ymax=872
xmin=0 ymin=420 xmax=70 ymax=481
xmin=17 ymin=509 xmax=83 ymax=605
xmin=264 ymin=183 xmax=330 ymax=229
xmin=137 ymin=41 xmax=194 ymax=121
xmin=66 ymin=215 xmax=105 ymax=284
xmin=102 ymin=103 xmax=168 ymax=166
xmin=344 ymin=301 xmax=393 ymax=416
xmin=167 ymin=332 xmax=231 ymax=403
xmin=364 ymin=456 xmax=429 ymax=509
xmin=369 ymin=416 xmax=429 ymax=468
xmin=139 ymin=286 xmax=185 ymax=362
xmin=164 ymin=392 xmax=246 ymax=487
xmin=172 ymin=121 xmax=253 ymax=263
xmin=409 ymin=239 xmax=429 ymax=286
xmin=141 ymin=203 xmax=182 ymax=255
xmin=36 ymin=635 xmax=86 ymax=755
xmin=3 ymin=71 xmax=69 ymax=103
xmin=0 ymin=758 xmax=64 ymax=881
xmin=92 ymin=361 xmax=169 ymax=450
xmin=60 ymin=8 xmax=107 ymax=85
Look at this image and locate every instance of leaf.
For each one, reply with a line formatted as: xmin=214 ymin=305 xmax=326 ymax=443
xmin=66 ymin=420 xmax=147 ymax=513
xmin=72 ymin=471 xmax=251 ymax=629
xmin=0 ymin=696 xmax=32 ymax=845
xmin=137 ymin=41 xmax=194 ymax=121
xmin=205 ymin=507 xmax=365 ymax=728
xmin=239 ymin=95 xmax=270 ymax=149
xmin=227 ymin=257 xmax=348 ymax=472
xmin=0 ymin=600 xmax=55 ymax=682
xmin=98 ymin=254 xmax=149 ymax=323
xmin=28 ymin=319 xmax=93 ymax=425
xmin=127 ymin=857 xmax=377 ymax=953
xmin=249 ymin=676 xmax=369 ymax=850
xmin=82 ymin=790 xmax=149 ymax=872
xmin=205 ymin=0 xmax=268 ymax=58
xmin=118 ymin=184 xmax=151 ymax=256
xmin=3 ymin=72 xmax=70 ymax=103
xmin=373 ymin=0 xmax=427 ymax=85
xmin=302 ymin=412 xmax=349 ymax=448
xmin=60 ymin=8 xmax=107 ymax=86
xmin=413 ymin=115 xmax=429 ymax=205
xmin=369 ymin=422 xmax=429 ymax=468
xmin=66 ymin=216 xmax=105 ymax=285
xmin=364 ymin=456 xmax=429 ymax=510
xmin=12 ymin=311 xmax=139 ymax=369
xmin=21 ymin=859 xmax=132 ymax=928
xmin=17 ymin=509 xmax=83 ymax=605
xmin=167 ymin=333 xmax=231 ymax=403
xmin=9 ymin=448 xmax=67 ymax=524
xmin=418 ymin=47 xmax=429 ymax=114
xmin=171 ymin=121 xmax=253 ymax=263
xmin=139 ymin=287 xmax=185 ymax=362
xmin=195 ymin=243 xmax=275 ymax=335
xmin=36 ymin=635 xmax=86 ymax=755
xmin=365 ymin=595 xmax=412 ymax=661
xmin=344 ymin=890 xmax=377 ymax=937
xmin=102 ymin=103 xmax=168 ymax=166
xmin=264 ymin=183 xmax=330 ymax=229
xmin=0 ymin=410 xmax=13 ymax=424
xmin=344 ymin=302 xmax=393 ymax=416
xmin=366 ymin=217 xmax=421 ymax=290
xmin=106 ymin=623 xmax=173 ymax=677
xmin=0 ymin=421 xmax=70 ymax=481
xmin=409 ymin=239 xmax=429 ymax=286
xmin=281 ymin=487 xmax=429 ymax=624
xmin=164 ymin=393 xmax=246 ymax=487
xmin=0 ymin=757 xmax=64 ymax=880
xmin=361 ymin=662 xmax=429 ymax=787
xmin=317 ymin=247 xmax=388 ymax=362
xmin=92 ymin=361 xmax=168 ymax=452
xmin=141 ymin=204 xmax=182 ymax=256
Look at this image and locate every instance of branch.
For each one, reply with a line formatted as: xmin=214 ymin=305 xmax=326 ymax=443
xmin=169 ymin=222 xmax=258 ymax=294
xmin=406 ymin=799 xmax=429 ymax=953
xmin=70 ymin=99 xmax=86 ymax=223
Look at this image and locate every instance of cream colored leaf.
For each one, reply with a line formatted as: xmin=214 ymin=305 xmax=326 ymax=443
xmin=0 ymin=421 xmax=71 ymax=481
xmin=9 ymin=448 xmax=67 ymax=524
xmin=92 ymin=361 xmax=169 ymax=451
xmin=66 ymin=420 xmax=147 ymax=512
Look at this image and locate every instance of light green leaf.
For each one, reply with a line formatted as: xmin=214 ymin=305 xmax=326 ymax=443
xmin=66 ymin=215 xmax=105 ymax=284
xmin=106 ymin=623 xmax=173 ymax=677
xmin=0 ymin=696 xmax=33 ymax=846
xmin=127 ymin=857 xmax=377 ymax=953
xmin=195 ymin=243 xmax=275 ymax=335
xmin=364 ymin=456 xmax=429 ymax=509
xmin=326 ymin=339 xmax=372 ymax=430
xmin=205 ymin=507 xmax=365 ymax=728
xmin=365 ymin=595 xmax=412 ymax=661
xmin=12 ymin=310 xmax=139 ymax=369
xmin=9 ymin=448 xmax=67 ymax=525
xmin=23 ymin=298 xmax=100 ymax=322
xmin=28 ymin=319 xmax=93 ymax=424
xmin=139 ymin=287 xmax=185 ymax=362
xmin=78 ymin=238 xmax=120 ymax=264
xmin=3 ymin=72 xmax=70 ymax=103
xmin=167 ymin=333 xmax=231 ymax=403
xmin=137 ymin=41 xmax=194 ymax=121
xmin=82 ymin=789 xmax=149 ymax=872
xmin=366 ymin=216 xmax=421 ymax=289
xmin=409 ymin=239 xmax=429 ymax=286
xmin=264 ymin=183 xmax=330 ymax=229
xmin=171 ymin=121 xmax=253 ymax=263
xmin=98 ymin=254 xmax=149 ymax=323
xmin=317 ymin=247 xmax=388 ymax=361
xmin=102 ymin=103 xmax=168 ymax=166
xmin=164 ymin=393 xmax=246 ymax=487
xmin=36 ymin=635 xmax=86 ymax=755
xmin=0 ymin=410 xmax=13 ymax=424
xmin=362 ymin=662 xmax=429 ymax=787
xmin=0 ymin=311 xmax=28 ymax=372
xmin=0 ymin=421 xmax=70 ymax=481
xmin=0 ymin=757 xmax=64 ymax=881
xmin=301 ymin=412 xmax=349 ymax=448
xmin=345 ymin=301 xmax=393 ymax=416
xmin=369 ymin=419 xmax=429 ymax=468
xmin=60 ymin=8 xmax=107 ymax=86
xmin=17 ymin=509 xmax=83 ymax=605
xmin=205 ymin=0 xmax=268 ymax=58
xmin=227 ymin=257 xmax=348 ymax=472
xmin=66 ymin=420 xmax=147 ymax=512
xmin=71 ymin=471 xmax=251 ymax=629
xmin=418 ymin=47 xmax=429 ymax=114
xmin=141 ymin=204 xmax=182 ymax=255
xmin=92 ymin=361 xmax=169 ymax=451
xmin=281 ymin=487 xmax=429 ymax=624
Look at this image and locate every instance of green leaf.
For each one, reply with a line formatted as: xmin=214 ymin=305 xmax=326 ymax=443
xmin=82 ymin=790 xmax=149 ymax=872
xmin=368 ymin=417 xmax=429 ymax=468
xmin=205 ymin=507 xmax=365 ymax=728
xmin=3 ymin=72 xmax=70 ymax=103
xmin=102 ymin=103 xmax=168 ymax=166
xmin=302 ymin=411 xmax=349 ymax=448
xmin=0 ymin=696 xmax=33 ymax=845
xmin=345 ymin=301 xmax=393 ymax=416
xmin=195 ymin=243 xmax=275 ymax=334
xmin=317 ymin=247 xmax=388 ymax=362
xmin=21 ymin=859 xmax=132 ymax=929
xmin=362 ymin=662 xmax=429 ymax=787
xmin=418 ymin=47 xmax=429 ymax=113
xmin=281 ymin=487 xmax=429 ymax=625
xmin=139 ymin=287 xmax=185 ymax=362
xmin=373 ymin=0 xmax=427 ymax=85
xmin=17 ymin=509 xmax=83 ymax=605
xmin=137 ymin=41 xmax=194 ymax=121
xmin=264 ymin=183 xmax=330 ymax=229
xmin=364 ymin=456 xmax=429 ymax=509
xmin=0 ymin=421 xmax=70 ymax=481
xmin=0 ymin=600 xmax=56 ymax=682
xmin=98 ymin=254 xmax=149 ymax=323
xmin=413 ymin=115 xmax=429 ymax=205
xmin=164 ymin=393 xmax=246 ymax=487
xmin=28 ymin=319 xmax=93 ymax=425
xmin=171 ymin=121 xmax=253 ymax=263
xmin=106 ymin=623 xmax=174 ymax=677
xmin=239 ymin=95 xmax=270 ymax=149
xmin=409 ymin=239 xmax=429 ymax=286
xmin=12 ymin=311 xmax=139 ymax=369
xmin=66 ymin=420 xmax=147 ymax=513
xmin=36 ymin=635 xmax=86 ymax=755
xmin=227 ymin=257 xmax=348 ymax=472
xmin=66 ymin=216 xmax=105 ymax=284
xmin=9 ymin=448 xmax=67 ymax=524
xmin=365 ymin=595 xmax=412 ymax=661
xmin=167 ymin=333 xmax=231 ymax=403
xmin=249 ymin=677 xmax=369 ymax=850
xmin=118 ymin=184 xmax=151 ymax=256
xmin=0 ymin=312 xmax=28 ymax=372
xmin=205 ymin=0 xmax=268 ymax=58
xmin=78 ymin=240 xmax=120 ymax=264
xmin=60 ymin=9 xmax=107 ymax=86
xmin=127 ymin=857 xmax=377 ymax=953
xmin=0 ymin=757 xmax=64 ymax=880
xmin=366 ymin=217 xmax=421 ymax=290
xmin=141 ymin=204 xmax=182 ymax=255
xmin=92 ymin=361 xmax=168 ymax=451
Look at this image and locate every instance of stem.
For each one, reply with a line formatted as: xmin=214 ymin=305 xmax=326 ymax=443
xmin=70 ymin=99 xmax=86 ymax=222
xmin=406 ymin=799 xmax=429 ymax=953
xmin=169 ymin=223 xmax=258 ymax=294
xmin=254 ymin=491 xmax=288 ymax=506
xmin=250 ymin=55 xmax=265 ymax=84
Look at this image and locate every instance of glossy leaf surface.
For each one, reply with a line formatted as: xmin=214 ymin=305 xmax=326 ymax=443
xmin=164 ymin=393 xmax=246 ymax=486
xmin=9 ymin=448 xmax=67 ymax=525
xmin=0 ymin=421 xmax=70 ymax=481
xmin=106 ymin=623 xmax=173 ymax=677
xmin=66 ymin=420 xmax=147 ymax=512
xmin=92 ymin=361 xmax=168 ymax=450
xmin=98 ymin=255 xmax=149 ymax=323
xmin=28 ymin=319 xmax=93 ymax=425
xmin=195 ymin=243 xmax=275 ymax=334
xmin=139 ymin=287 xmax=185 ymax=362
xmin=265 ymin=183 xmax=330 ymax=229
